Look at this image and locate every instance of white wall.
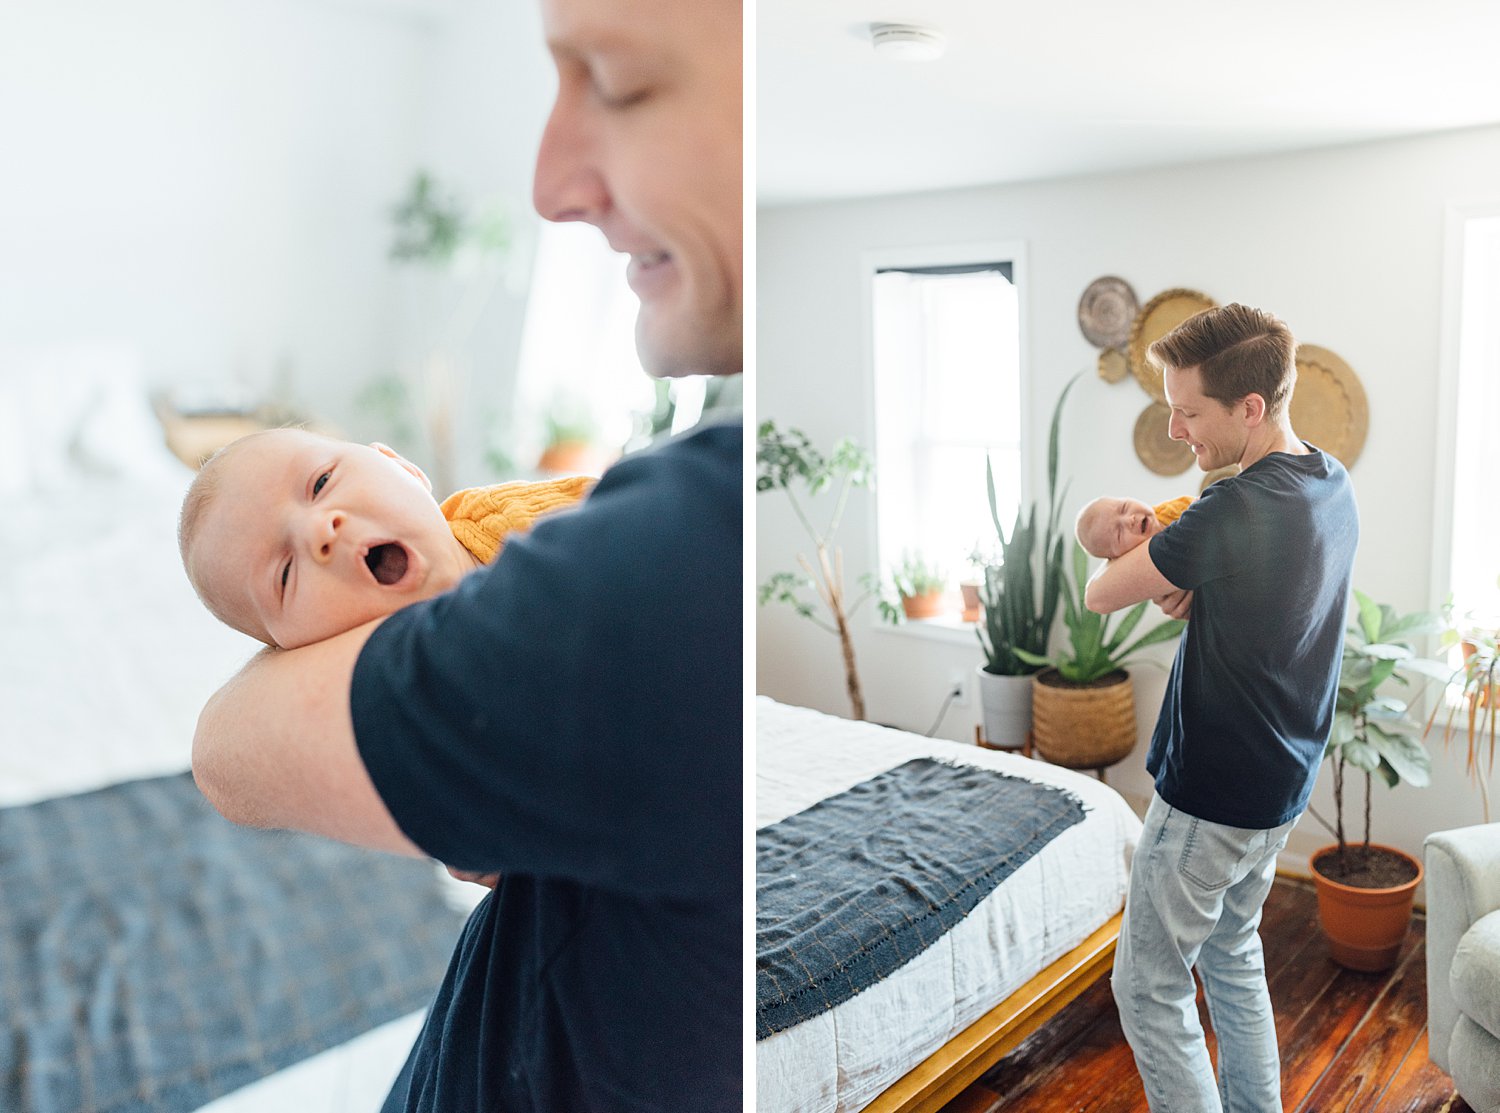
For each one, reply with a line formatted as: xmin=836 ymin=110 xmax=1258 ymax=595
xmin=756 ymin=124 xmax=1500 ymax=876
xmin=0 ymin=0 xmax=554 ymax=486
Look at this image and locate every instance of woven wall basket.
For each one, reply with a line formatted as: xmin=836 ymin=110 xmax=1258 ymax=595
xmin=1030 ymin=668 xmax=1137 ymax=770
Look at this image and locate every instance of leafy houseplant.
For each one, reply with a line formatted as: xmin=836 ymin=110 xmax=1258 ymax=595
xmin=1015 ymin=540 xmax=1185 ymax=771
xmin=972 ymin=373 xmax=1078 ymax=750
xmin=757 ymin=421 xmax=877 ymax=720
xmin=1307 ymin=590 xmax=1448 ymax=971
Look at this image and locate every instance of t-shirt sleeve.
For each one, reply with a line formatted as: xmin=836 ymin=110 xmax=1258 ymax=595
xmin=1147 ymin=479 xmax=1245 ymax=591
xmin=350 ymin=425 xmax=742 ymax=901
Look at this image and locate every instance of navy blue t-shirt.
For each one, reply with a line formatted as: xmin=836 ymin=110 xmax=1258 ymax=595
xmin=350 ymin=420 xmax=742 ymax=1112
xmin=1146 ymin=445 xmax=1358 ymax=829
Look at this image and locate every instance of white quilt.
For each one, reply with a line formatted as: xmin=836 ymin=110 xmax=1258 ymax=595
xmin=756 ymin=696 xmax=1142 ymax=1113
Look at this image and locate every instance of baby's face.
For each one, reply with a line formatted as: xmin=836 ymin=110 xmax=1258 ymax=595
xmin=1082 ymin=497 xmax=1162 ymax=560
xmin=190 ymin=430 xmax=470 ymax=648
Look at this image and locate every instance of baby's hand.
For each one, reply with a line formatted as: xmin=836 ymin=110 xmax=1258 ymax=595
xmin=1154 ymin=588 xmax=1193 ymax=621
xmin=445 ymin=865 xmax=501 ymax=889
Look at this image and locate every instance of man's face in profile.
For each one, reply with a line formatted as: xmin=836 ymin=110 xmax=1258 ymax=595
xmin=533 ymin=0 xmax=742 ymax=380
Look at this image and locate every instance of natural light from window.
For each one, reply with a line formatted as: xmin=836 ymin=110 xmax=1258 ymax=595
xmin=1448 ymin=212 xmax=1500 ymax=629
xmin=871 ymin=263 xmax=1022 ymax=610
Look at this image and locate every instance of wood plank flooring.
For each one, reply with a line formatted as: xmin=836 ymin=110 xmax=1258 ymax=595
xmin=943 ymin=876 xmax=1474 ymax=1113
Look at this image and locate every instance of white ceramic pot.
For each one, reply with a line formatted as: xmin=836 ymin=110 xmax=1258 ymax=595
xmin=974 ymin=665 xmax=1033 ymax=750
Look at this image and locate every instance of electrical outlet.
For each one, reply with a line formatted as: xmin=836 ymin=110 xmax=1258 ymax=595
xmin=947 ymin=673 xmax=968 ymax=707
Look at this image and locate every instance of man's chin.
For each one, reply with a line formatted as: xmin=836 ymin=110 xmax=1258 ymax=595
xmin=635 ymin=311 xmax=741 ymax=379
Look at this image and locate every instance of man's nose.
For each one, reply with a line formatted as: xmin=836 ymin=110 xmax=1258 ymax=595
xmin=1167 ymin=412 xmax=1186 ymax=441
xmin=532 ymin=95 xmax=610 ymax=225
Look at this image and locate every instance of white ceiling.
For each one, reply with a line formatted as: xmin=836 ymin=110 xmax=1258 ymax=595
xmin=757 ymin=0 xmax=1500 ymax=207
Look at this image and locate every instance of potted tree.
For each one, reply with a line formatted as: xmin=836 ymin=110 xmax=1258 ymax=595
xmin=974 ymin=373 xmax=1079 ymax=750
xmin=757 ymin=421 xmax=877 ymax=720
xmin=1307 ymin=590 xmax=1448 ymax=971
xmin=1014 ymin=540 xmax=1185 ymax=775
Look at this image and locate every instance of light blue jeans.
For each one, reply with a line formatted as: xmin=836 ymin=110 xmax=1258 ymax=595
xmin=1113 ymin=792 xmax=1296 ymax=1113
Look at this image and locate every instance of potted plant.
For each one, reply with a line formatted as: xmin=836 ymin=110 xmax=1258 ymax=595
xmin=888 ymin=551 xmax=947 ymax=620
xmin=1307 ymin=590 xmax=1448 ymax=971
xmin=757 ymin=421 xmax=877 ymax=720
xmin=1425 ymin=604 xmax=1498 ymax=822
xmin=973 ymin=373 xmax=1079 ymax=750
xmin=1014 ymin=540 xmax=1185 ymax=774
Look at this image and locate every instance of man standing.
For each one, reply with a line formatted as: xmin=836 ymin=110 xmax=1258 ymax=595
xmin=1084 ymin=304 xmax=1358 ymax=1112
xmin=191 ymin=0 xmax=742 ymax=1109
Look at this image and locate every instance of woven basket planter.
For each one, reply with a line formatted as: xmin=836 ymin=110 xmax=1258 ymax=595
xmin=1030 ymin=667 xmax=1137 ymax=771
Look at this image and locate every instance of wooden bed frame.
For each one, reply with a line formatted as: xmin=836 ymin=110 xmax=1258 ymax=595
xmin=864 ymin=911 xmax=1123 ymax=1113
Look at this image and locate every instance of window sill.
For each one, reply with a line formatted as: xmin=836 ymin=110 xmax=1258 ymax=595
xmin=875 ymin=613 xmax=984 ymax=649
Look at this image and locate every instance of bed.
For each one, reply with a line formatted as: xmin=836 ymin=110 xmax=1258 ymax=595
xmin=0 ymin=344 xmax=479 ymax=1113
xmin=756 ymin=696 xmax=1142 ymax=1113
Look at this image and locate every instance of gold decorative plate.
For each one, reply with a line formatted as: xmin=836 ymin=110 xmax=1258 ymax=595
xmin=1133 ymin=401 xmax=1195 ymax=476
xmin=1078 ymin=276 xmax=1140 ymax=349
xmin=1127 ymin=288 xmax=1217 ymax=402
xmin=1097 ymin=347 xmax=1128 ymax=383
xmin=1290 ymin=344 xmax=1369 ymax=468
xmin=1199 ymin=464 xmax=1240 ymax=492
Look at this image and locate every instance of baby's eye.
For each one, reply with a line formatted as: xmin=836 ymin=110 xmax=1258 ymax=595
xmin=281 ymin=560 xmax=291 ymax=593
xmin=313 ymin=472 xmax=331 ymax=496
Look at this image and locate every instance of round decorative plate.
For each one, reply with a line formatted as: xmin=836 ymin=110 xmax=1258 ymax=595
xmin=1200 ymin=464 xmax=1240 ymax=492
xmin=1078 ymin=276 xmax=1140 ymax=349
xmin=1133 ymin=401 xmax=1194 ymax=476
xmin=1097 ymin=347 xmax=1128 ymax=383
xmin=1290 ymin=344 xmax=1369 ymax=468
xmin=1127 ymin=288 xmax=1217 ymax=402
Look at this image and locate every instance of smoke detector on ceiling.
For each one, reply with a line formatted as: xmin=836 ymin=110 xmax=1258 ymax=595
xmin=870 ymin=22 xmax=947 ymax=61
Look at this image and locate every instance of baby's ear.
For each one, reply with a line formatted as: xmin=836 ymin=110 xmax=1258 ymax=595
xmin=370 ymin=442 xmax=432 ymax=492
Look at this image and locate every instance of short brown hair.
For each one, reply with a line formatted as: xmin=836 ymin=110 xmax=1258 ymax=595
xmin=1148 ymin=303 xmax=1296 ymax=419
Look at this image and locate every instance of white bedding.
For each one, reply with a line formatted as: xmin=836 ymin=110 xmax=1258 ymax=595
xmin=755 ymin=696 xmax=1142 ymax=1113
xmin=0 ymin=345 xmax=475 ymax=1112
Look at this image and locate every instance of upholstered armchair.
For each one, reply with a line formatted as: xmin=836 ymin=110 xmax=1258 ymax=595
xmin=1425 ymin=823 xmax=1500 ymax=1113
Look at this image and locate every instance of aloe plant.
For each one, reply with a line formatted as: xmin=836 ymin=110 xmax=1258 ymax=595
xmin=1014 ymin=540 xmax=1186 ymax=683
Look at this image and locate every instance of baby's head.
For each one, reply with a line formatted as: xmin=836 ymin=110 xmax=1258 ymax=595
xmin=179 ymin=428 xmax=474 ymax=649
xmin=1075 ymin=496 xmax=1162 ymax=560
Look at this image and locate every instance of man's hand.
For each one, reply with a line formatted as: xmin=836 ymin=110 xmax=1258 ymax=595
xmin=1155 ymin=588 xmax=1194 ymax=620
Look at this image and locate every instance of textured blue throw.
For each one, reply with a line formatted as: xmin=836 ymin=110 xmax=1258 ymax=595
xmin=0 ymin=773 xmax=468 ymax=1113
xmin=756 ymin=758 xmax=1086 ymax=1039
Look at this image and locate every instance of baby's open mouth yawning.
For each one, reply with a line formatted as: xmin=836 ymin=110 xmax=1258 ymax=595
xmin=365 ymin=542 xmax=409 ymax=586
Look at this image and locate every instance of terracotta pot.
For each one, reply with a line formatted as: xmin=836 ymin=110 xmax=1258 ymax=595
xmin=1030 ymin=668 xmax=1136 ymax=771
xmin=900 ymin=590 xmax=944 ymax=620
xmin=975 ymin=666 xmax=1033 ymax=751
xmin=1309 ymin=843 xmax=1423 ymax=972
xmin=959 ymin=581 xmax=982 ymax=623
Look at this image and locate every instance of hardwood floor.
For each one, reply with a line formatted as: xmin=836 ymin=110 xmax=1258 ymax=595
xmin=942 ymin=876 xmax=1475 ymax=1113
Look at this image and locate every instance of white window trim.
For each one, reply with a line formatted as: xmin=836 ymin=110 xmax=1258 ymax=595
xmin=858 ymin=239 xmax=1029 ymax=642
xmin=1429 ymin=199 xmax=1500 ymax=623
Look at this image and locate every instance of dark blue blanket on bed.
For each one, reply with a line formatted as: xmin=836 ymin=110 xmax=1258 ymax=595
xmin=755 ymin=757 xmax=1086 ymax=1039
xmin=0 ymin=772 xmax=468 ymax=1113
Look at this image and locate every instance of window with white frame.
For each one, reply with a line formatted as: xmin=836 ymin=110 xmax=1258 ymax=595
xmin=1440 ymin=207 xmax=1500 ymax=628
xmin=870 ymin=249 xmax=1023 ymax=612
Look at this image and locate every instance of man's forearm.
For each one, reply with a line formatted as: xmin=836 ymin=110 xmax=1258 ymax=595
xmin=192 ymin=618 xmax=423 ymax=858
xmin=1083 ymin=540 xmax=1178 ymax=614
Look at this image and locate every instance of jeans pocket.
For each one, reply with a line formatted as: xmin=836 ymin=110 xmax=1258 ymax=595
xmin=1177 ymin=816 xmax=1247 ymax=891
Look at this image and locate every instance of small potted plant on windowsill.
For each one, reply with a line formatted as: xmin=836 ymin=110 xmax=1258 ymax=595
xmin=1014 ymin=540 xmax=1185 ymax=776
xmin=886 ymin=552 xmax=947 ymax=620
xmin=1307 ymin=590 xmax=1449 ymax=972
